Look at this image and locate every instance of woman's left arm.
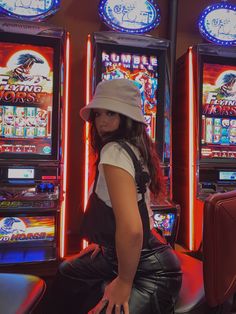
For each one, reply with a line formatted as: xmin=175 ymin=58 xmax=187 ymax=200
xmin=93 ymin=164 xmax=143 ymax=314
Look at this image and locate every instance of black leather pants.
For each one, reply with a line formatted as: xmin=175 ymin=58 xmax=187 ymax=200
xmin=46 ymin=240 xmax=182 ymax=314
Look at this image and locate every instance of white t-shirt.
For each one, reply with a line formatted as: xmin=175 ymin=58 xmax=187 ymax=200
xmin=92 ymin=141 xmax=153 ymax=227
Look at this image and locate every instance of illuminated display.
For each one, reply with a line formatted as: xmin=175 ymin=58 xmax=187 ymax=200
xmin=8 ymin=168 xmax=34 ymax=179
xmin=98 ymin=0 xmax=160 ymax=34
xmin=198 ymin=2 xmax=236 ymax=46
xmin=101 ymin=50 xmax=158 ymax=141
xmin=153 ymin=212 xmax=175 ymax=236
xmin=201 ymin=62 xmax=236 ymax=159
xmin=219 ymin=171 xmax=236 ymax=181
xmin=164 ymin=78 xmax=170 ymax=160
xmin=0 ymin=216 xmax=55 ymax=244
xmin=0 ymin=0 xmax=60 ymax=21
xmin=0 ymin=41 xmax=54 ymax=155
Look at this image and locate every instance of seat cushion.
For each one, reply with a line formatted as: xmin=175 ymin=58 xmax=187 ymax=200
xmin=0 ymin=273 xmax=46 ymax=314
xmin=175 ymin=252 xmax=205 ymax=313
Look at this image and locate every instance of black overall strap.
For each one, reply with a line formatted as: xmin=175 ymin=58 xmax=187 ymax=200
xmin=92 ymin=169 xmax=99 ymax=193
xmin=92 ymin=156 xmax=100 ymax=193
xmin=115 ymin=140 xmax=150 ymax=200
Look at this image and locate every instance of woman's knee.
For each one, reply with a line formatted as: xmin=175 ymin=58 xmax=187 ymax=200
xmin=58 ymin=259 xmax=69 ymax=274
xmin=57 ymin=255 xmax=91 ymax=279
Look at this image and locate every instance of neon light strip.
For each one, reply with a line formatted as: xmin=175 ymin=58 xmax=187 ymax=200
xmin=82 ymin=35 xmax=92 ymax=249
xmin=188 ymin=47 xmax=194 ymax=250
xmin=60 ymin=32 xmax=70 ymax=258
xmin=84 ymin=35 xmax=92 ymax=211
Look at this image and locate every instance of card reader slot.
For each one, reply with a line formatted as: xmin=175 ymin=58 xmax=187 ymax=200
xmin=201 ymin=183 xmax=216 ymax=191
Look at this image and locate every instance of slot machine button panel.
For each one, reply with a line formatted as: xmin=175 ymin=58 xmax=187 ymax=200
xmin=36 ymin=182 xmax=55 ymax=193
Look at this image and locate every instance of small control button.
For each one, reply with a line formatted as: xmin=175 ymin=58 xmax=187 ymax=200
xmin=36 ymin=183 xmax=47 ymax=193
xmin=47 ymin=183 xmax=54 ymax=193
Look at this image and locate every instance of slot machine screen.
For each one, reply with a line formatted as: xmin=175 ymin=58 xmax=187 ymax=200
xmin=200 ymin=57 xmax=236 ymax=160
xmin=153 ymin=211 xmax=176 ymax=237
xmin=0 ymin=34 xmax=60 ymax=159
xmin=0 ymin=215 xmax=55 ymax=244
xmin=96 ymin=46 xmax=163 ymax=143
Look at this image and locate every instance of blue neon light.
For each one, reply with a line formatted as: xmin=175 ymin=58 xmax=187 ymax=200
xmin=0 ymin=0 xmax=61 ymax=21
xmin=0 ymin=249 xmax=46 ymax=264
xmin=198 ymin=2 xmax=236 ymax=46
xmin=98 ymin=0 xmax=161 ymax=34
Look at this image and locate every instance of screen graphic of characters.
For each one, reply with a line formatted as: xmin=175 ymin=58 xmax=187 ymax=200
xmin=201 ymin=63 xmax=236 ymax=159
xmin=153 ymin=213 xmax=175 ymax=236
xmin=164 ymin=79 xmax=170 ymax=160
xmin=101 ymin=51 xmax=158 ymax=141
xmin=0 ymin=42 xmax=54 ymax=155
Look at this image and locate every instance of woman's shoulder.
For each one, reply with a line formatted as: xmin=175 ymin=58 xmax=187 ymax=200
xmin=101 ymin=141 xmax=140 ymax=160
xmin=99 ymin=141 xmax=137 ymax=175
xmin=100 ymin=141 xmax=122 ymax=154
xmin=101 ymin=141 xmax=130 ymax=161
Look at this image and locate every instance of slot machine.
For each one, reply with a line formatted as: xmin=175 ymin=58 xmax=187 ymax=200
xmin=173 ymin=44 xmax=236 ymax=251
xmin=0 ymin=19 xmax=69 ymax=268
xmin=173 ymin=2 xmax=236 ymax=251
xmin=84 ymin=31 xmax=180 ymax=246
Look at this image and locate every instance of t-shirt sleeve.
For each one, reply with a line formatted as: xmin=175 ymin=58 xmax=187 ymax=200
xmin=99 ymin=142 xmax=135 ymax=178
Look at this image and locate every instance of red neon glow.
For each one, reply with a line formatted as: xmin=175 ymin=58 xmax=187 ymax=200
xmin=60 ymin=32 xmax=70 ymax=258
xmin=188 ymin=47 xmax=194 ymax=251
xmin=82 ymin=35 xmax=93 ymax=249
xmin=84 ymin=35 xmax=92 ymax=212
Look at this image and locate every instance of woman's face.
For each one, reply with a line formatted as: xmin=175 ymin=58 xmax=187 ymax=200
xmin=94 ymin=109 xmax=120 ymax=138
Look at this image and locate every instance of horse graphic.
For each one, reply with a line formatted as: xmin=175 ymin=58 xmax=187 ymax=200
xmin=11 ymin=53 xmax=50 ymax=83
xmin=219 ymin=73 xmax=236 ymax=97
xmin=0 ymin=217 xmax=26 ymax=235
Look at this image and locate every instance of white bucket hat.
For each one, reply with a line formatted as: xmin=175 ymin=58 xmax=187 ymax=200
xmin=80 ymin=78 xmax=146 ymax=124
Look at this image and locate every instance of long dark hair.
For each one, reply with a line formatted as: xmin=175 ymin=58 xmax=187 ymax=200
xmin=89 ymin=111 xmax=163 ymax=197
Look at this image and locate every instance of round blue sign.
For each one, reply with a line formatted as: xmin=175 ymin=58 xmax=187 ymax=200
xmin=198 ymin=2 xmax=236 ymax=46
xmin=98 ymin=0 xmax=161 ymax=34
xmin=43 ymin=146 xmax=51 ymax=154
xmin=0 ymin=0 xmax=61 ymax=21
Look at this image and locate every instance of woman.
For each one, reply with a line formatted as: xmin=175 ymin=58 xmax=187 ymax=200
xmin=47 ymin=79 xmax=182 ymax=314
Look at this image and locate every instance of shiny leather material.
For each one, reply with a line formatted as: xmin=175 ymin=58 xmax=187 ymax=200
xmin=0 ymin=273 xmax=46 ymax=314
xmin=102 ymin=241 xmax=182 ymax=314
xmin=47 ymin=241 xmax=182 ymax=314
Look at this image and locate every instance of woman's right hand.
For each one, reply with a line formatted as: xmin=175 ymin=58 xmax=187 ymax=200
xmin=78 ymin=243 xmax=101 ymax=259
xmin=89 ymin=276 xmax=131 ymax=314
